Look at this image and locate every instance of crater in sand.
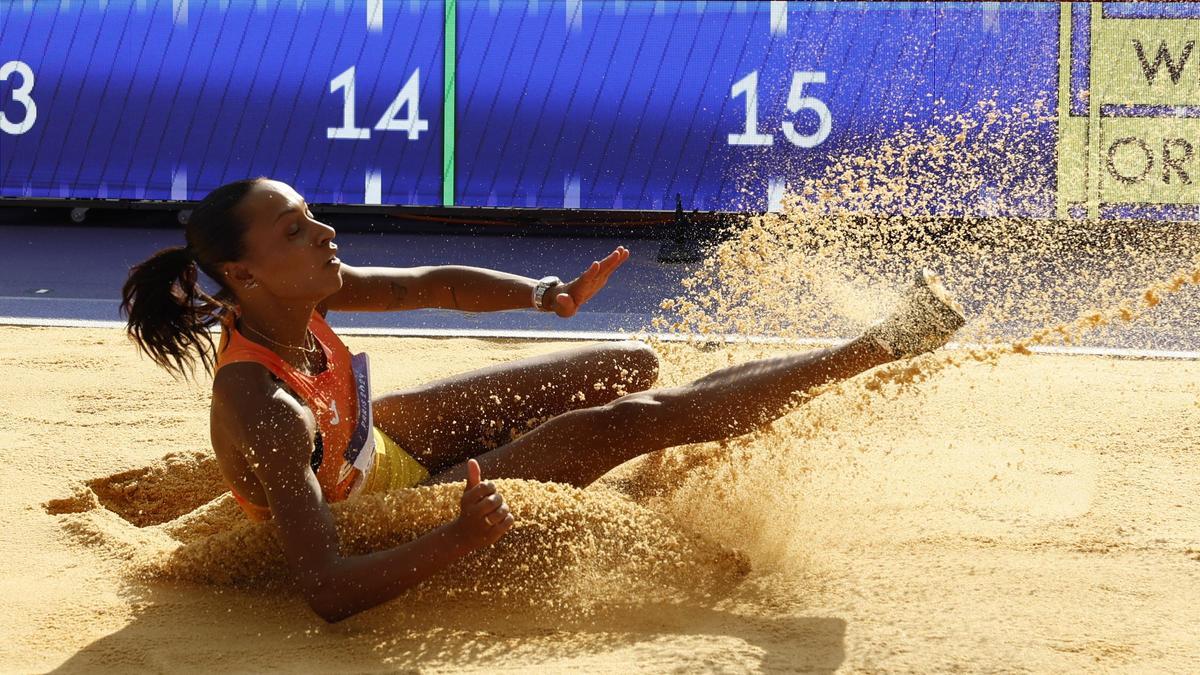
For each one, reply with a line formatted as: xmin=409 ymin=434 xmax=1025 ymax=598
xmin=44 ymin=451 xmax=227 ymax=527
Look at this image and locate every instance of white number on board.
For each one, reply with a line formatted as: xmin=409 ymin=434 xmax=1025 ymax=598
xmin=327 ymin=66 xmax=428 ymax=141
xmin=328 ymin=66 xmax=370 ymax=140
xmin=728 ymin=71 xmax=773 ymax=146
xmin=781 ymin=71 xmax=832 ymax=148
xmin=374 ymin=69 xmax=429 ymax=140
xmin=728 ymin=70 xmax=831 ymax=148
xmin=0 ymin=61 xmax=37 ymax=135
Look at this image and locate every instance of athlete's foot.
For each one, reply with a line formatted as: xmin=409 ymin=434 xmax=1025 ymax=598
xmin=863 ymin=268 xmax=967 ymax=359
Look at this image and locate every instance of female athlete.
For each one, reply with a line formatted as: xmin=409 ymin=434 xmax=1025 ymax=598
xmin=121 ymin=177 xmax=965 ymax=622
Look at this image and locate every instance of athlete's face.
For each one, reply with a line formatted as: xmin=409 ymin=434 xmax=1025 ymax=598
xmin=224 ymin=181 xmax=343 ymax=304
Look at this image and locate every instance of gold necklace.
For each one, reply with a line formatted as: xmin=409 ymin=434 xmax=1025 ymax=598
xmin=239 ymin=319 xmax=320 ymax=356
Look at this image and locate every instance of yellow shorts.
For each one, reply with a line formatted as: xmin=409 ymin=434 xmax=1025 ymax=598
xmin=361 ymin=426 xmax=430 ymax=493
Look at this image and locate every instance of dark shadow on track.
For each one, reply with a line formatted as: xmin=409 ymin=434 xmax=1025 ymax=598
xmin=48 ymin=580 xmax=846 ymax=673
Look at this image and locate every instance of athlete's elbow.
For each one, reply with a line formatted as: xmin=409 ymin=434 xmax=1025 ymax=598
xmin=300 ymin=568 xmax=360 ymax=623
xmin=306 ymin=585 xmax=359 ymax=624
xmin=311 ymin=599 xmax=354 ymax=624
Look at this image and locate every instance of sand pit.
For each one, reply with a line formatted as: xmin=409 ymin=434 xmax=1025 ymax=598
xmin=3 ymin=325 xmax=1198 ymax=672
xmin=10 ymin=99 xmax=1200 ymax=670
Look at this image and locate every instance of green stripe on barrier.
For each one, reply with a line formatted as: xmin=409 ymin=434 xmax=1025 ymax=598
xmin=443 ymin=0 xmax=456 ymax=207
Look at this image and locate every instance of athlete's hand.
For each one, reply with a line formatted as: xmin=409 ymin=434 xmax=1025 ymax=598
xmin=549 ymin=246 xmax=631 ymax=318
xmin=451 ymin=459 xmax=513 ymax=550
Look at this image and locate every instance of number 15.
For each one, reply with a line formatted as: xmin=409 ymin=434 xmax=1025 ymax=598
xmin=728 ymin=70 xmax=831 ymax=148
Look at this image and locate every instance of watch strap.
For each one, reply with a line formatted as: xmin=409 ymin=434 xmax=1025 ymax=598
xmin=533 ymin=276 xmax=561 ymax=311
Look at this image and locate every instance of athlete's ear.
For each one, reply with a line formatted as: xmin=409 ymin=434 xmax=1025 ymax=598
xmin=222 ymin=261 xmax=256 ymax=289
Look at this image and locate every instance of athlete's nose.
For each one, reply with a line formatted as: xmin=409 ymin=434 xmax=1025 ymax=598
xmin=316 ymin=219 xmax=337 ymax=245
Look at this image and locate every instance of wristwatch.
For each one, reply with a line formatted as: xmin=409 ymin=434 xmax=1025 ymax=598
xmin=532 ymin=276 xmax=561 ymax=311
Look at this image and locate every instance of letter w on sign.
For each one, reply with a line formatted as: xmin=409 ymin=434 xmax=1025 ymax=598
xmin=1133 ymin=39 xmax=1195 ymax=85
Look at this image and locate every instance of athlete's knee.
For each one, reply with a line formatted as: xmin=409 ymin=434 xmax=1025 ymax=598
xmin=596 ymin=390 xmax=673 ymax=448
xmin=611 ymin=340 xmax=659 ymax=390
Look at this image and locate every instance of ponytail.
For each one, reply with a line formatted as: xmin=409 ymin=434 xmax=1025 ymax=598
xmin=121 ymin=245 xmax=230 ymax=380
xmin=119 ymin=175 xmax=265 ymax=380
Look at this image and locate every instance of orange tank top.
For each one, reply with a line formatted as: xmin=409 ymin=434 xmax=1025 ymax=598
xmin=215 ymin=309 xmax=378 ymax=521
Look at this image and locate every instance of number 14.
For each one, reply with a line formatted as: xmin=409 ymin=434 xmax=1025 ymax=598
xmin=327 ymin=66 xmax=429 ymax=141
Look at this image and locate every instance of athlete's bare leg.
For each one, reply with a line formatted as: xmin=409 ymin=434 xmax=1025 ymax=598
xmin=426 ymin=267 xmax=968 ymax=486
xmin=425 ymin=336 xmax=891 ymax=487
xmin=372 ymin=341 xmax=659 ymax=473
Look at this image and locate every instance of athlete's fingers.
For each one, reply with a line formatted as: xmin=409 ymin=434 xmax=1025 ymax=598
xmin=595 ymin=254 xmax=619 ymax=277
xmin=595 ymin=250 xmax=627 ymax=286
xmin=490 ymin=513 xmax=515 ymax=537
xmin=463 ymin=481 xmax=496 ymax=505
xmin=465 ymin=493 xmax=505 ymax=519
xmin=465 ymin=479 xmax=494 ymax=498
xmin=481 ymin=505 xmax=510 ymax=528
xmin=485 ymin=503 xmax=510 ymax=525
xmin=602 ymin=247 xmax=626 ymax=268
xmin=462 ymin=484 xmax=495 ymax=511
xmin=607 ymin=248 xmax=630 ymax=274
xmin=466 ymin=458 xmax=481 ymax=490
xmin=478 ymin=516 xmax=513 ymax=546
xmin=483 ymin=513 xmax=515 ymax=543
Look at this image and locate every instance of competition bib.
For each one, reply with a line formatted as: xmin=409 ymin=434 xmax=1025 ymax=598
xmin=337 ymin=351 xmax=376 ymax=494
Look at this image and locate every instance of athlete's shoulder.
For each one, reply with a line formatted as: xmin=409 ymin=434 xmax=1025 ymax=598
xmin=211 ymin=364 xmax=318 ymax=481
xmin=212 ymin=363 xmax=316 ymax=436
xmin=212 ymin=360 xmax=276 ymax=402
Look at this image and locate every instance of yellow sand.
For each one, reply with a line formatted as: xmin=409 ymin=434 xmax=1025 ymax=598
xmin=4 ymin=326 xmax=1199 ymax=672
xmin=9 ymin=99 xmax=1200 ymax=672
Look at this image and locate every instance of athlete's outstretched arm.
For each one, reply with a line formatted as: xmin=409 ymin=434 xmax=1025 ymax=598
xmin=318 ymin=246 xmax=629 ymax=317
xmin=214 ymin=376 xmax=513 ymax=622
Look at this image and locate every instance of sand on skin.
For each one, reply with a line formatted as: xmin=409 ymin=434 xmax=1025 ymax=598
xmin=2 ymin=326 xmax=1198 ymax=673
